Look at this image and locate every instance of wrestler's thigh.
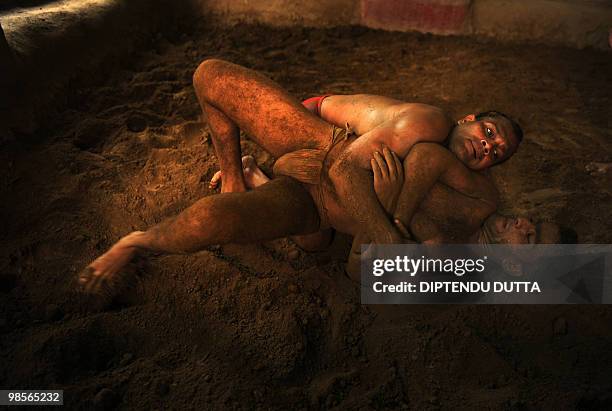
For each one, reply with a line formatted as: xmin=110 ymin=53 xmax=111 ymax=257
xmin=194 ymin=59 xmax=332 ymax=156
xmin=292 ymin=229 xmax=334 ymax=252
xmin=215 ymin=177 xmax=321 ymax=243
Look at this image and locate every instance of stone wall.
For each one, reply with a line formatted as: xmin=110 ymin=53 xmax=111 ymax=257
xmin=196 ymin=0 xmax=358 ymax=27
xmin=197 ymin=0 xmax=612 ymax=50
xmin=0 ymin=0 xmax=195 ymax=136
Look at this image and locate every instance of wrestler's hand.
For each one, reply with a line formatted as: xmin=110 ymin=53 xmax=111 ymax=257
xmin=372 ymin=146 xmax=404 ymax=215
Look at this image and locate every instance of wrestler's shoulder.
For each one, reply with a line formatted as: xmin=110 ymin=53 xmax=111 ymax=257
xmin=393 ymin=104 xmax=453 ymax=139
xmin=394 ymin=103 xmax=450 ymax=118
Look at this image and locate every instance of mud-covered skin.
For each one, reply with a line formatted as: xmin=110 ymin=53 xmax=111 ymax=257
xmin=77 ymin=232 xmax=143 ymax=297
xmin=79 ymin=155 xmax=273 ymax=298
xmin=193 ymin=61 xmax=518 ymax=246
xmin=319 ymin=94 xmax=451 ymax=140
xmin=318 ymin=95 xmax=520 ymax=170
xmin=214 ymin=156 xmax=338 ymax=252
xmin=194 ymin=60 xmax=463 ymax=244
xmin=193 ymin=59 xmax=333 ymax=194
xmin=78 ymin=60 xmax=502 ymax=297
xmin=77 ymin=176 xmax=322 ymax=298
xmin=77 ymin=142 xmax=498 ymax=299
xmin=209 ymin=155 xmax=268 ymax=190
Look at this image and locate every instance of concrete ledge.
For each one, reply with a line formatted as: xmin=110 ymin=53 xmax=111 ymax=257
xmin=198 ymin=0 xmax=612 ymax=50
xmin=197 ymin=0 xmax=358 ymax=27
xmin=472 ymin=0 xmax=612 ymax=50
xmin=0 ymin=21 xmax=17 ymax=110
xmin=361 ymin=0 xmax=470 ymax=35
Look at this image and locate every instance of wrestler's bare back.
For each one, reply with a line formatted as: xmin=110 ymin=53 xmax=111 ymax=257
xmin=319 ymin=94 xmax=452 ymax=146
xmin=297 ymin=94 xmax=495 ymax=241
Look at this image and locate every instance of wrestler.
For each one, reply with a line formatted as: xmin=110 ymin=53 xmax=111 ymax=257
xmin=193 ymin=59 xmax=523 ymax=245
xmin=228 ymin=153 xmax=569 ymax=246
xmin=76 ymin=141 xmax=570 ymax=301
xmin=75 ymin=59 xmax=534 ymax=298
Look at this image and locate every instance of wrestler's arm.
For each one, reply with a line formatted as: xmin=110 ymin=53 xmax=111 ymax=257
xmin=305 ymin=96 xmax=401 ymax=243
xmin=344 ymin=144 xmax=455 ymax=280
xmin=328 ymin=113 xmax=448 ymax=243
xmin=392 ymin=143 xmax=458 ymax=230
xmin=345 ymin=149 xmax=409 ymax=281
xmin=329 ymin=144 xmax=400 ymax=244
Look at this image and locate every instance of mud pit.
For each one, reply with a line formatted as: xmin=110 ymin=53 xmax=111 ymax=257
xmin=1 ymin=22 xmax=611 ymax=409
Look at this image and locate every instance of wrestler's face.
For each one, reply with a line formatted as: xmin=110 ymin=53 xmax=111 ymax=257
xmin=484 ymin=214 xmax=537 ymax=244
xmin=448 ymin=114 xmax=519 ymax=171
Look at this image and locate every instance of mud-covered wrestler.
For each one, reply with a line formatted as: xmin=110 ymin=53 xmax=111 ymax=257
xmin=196 ymin=61 xmax=522 ymax=246
xmin=76 ymin=144 xmax=568 ymax=297
xmin=76 ymin=59 xmax=572 ymax=298
xmin=218 ymin=152 xmax=574 ymax=280
xmin=208 ymin=90 xmax=524 ymax=250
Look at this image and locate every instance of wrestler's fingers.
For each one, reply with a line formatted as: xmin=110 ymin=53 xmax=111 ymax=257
xmin=373 ymin=151 xmax=389 ymax=179
xmin=83 ymin=270 xmax=103 ymax=294
xmin=382 ymin=146 xmax=397 ymax=181
xmin=77 ymin=266 xmax=94 ymax=289
xmin=209 ymin=171 xmax=222 ymax=189
xmin=77 ymin=266 xmax=91 ymax=282
xmin=391 ymin=151 xmax=404 ymax=182
xmin=371 ymin=158 xmax=382 ymax=183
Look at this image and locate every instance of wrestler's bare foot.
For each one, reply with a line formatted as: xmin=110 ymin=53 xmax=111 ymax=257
xmin=77 ymin=231 xmax=145 ymax=300
xmin=208 ymin=169 xmax=247 ymax=193
xmin=210 ymin=155 xmax=270 ymax=190
xmin=241 ymin=155 xmax=270 ymax=188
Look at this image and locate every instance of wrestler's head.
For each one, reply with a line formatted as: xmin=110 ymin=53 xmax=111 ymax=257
xmin=483 ymin=214 xmax=578 ymax=244
xmin=448 ymin=111 xmax=523 ymax=171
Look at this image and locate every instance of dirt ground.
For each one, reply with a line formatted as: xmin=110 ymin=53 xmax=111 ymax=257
xmin=1 ymin=21 xmax=611 ymax=410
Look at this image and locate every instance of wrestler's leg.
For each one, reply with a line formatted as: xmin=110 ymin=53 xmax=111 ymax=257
xmin=292 ymin=230 xmax=334 ymax=252
xmin=78 ymin=177 xmax=320 ymax=296
xmin=232 ymin=156 xmax=334 ymax=251
xmin=192 ymin=59 xmax=333 ymax=191
xmin=240 ymin=155 xmax=272 ymax=188
xmin=210 ymin=156 xmax=269 ymax=190
xmin=202 ymin=102 xmax=245 ymax=192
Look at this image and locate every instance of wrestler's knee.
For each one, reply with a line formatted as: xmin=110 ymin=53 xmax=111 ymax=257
xmin=193 ymin=59 xmax=231 ymax=99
